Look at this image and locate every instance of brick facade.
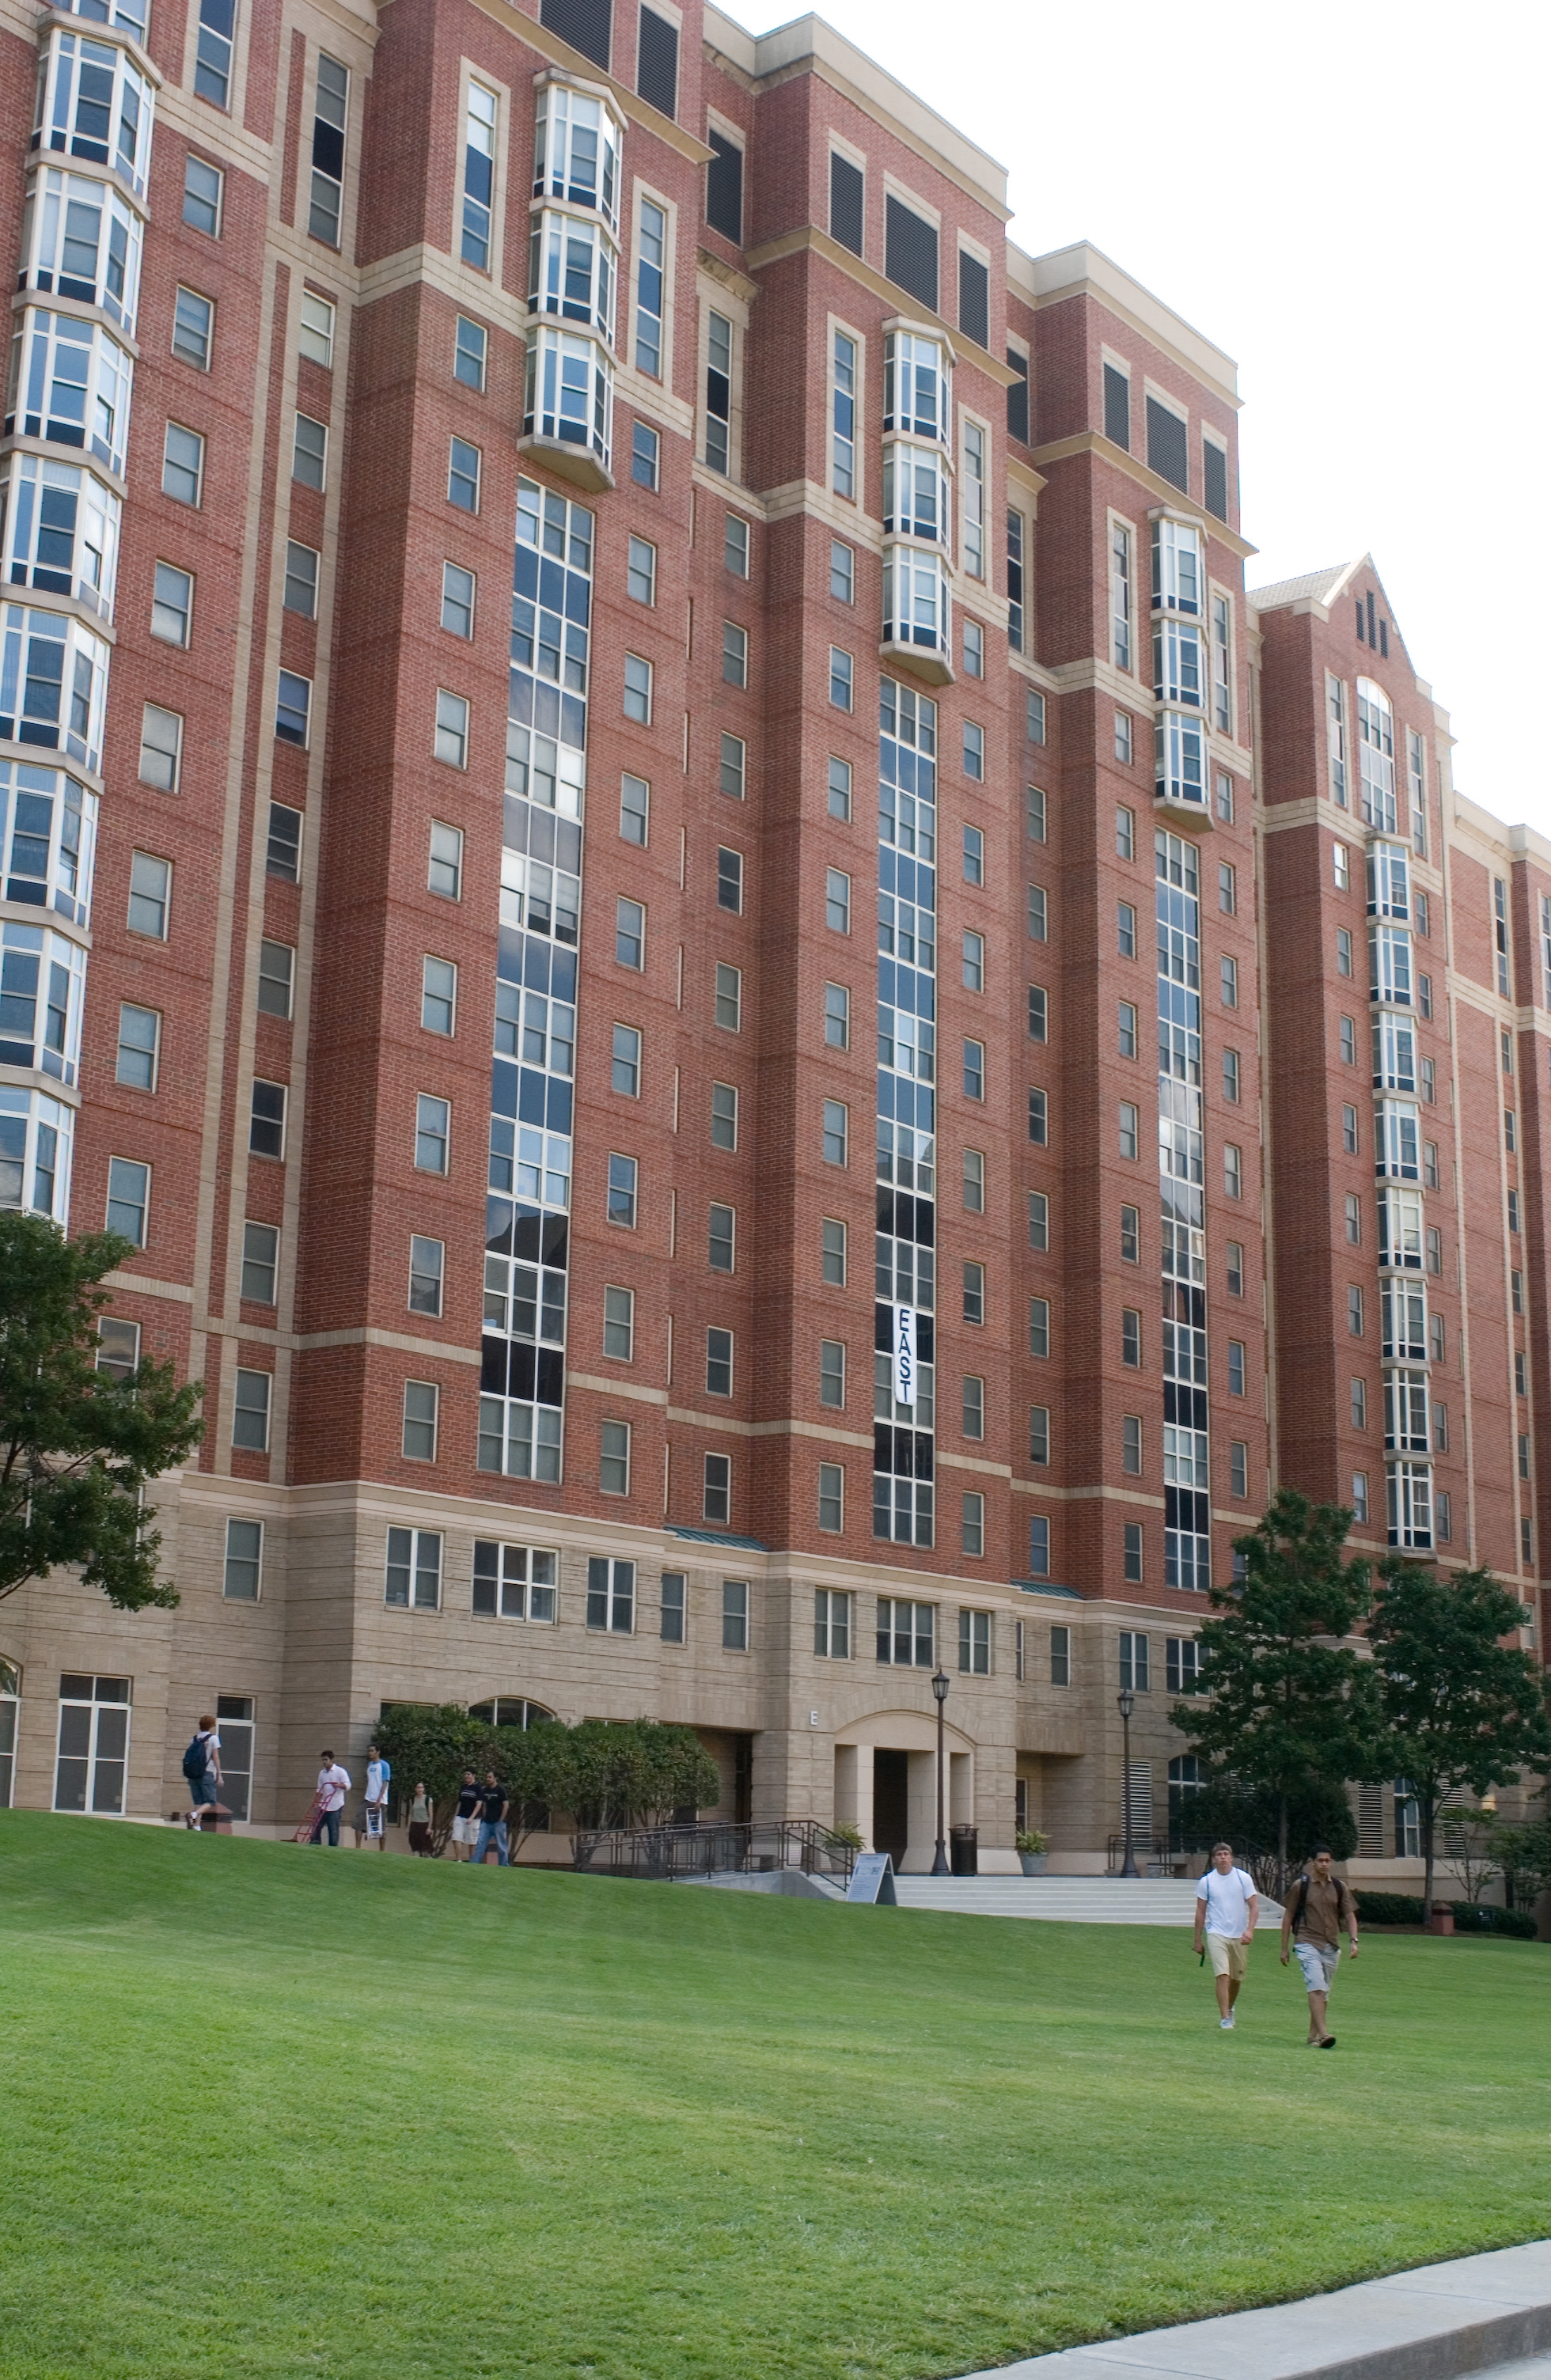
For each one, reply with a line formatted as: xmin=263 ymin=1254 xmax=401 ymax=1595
xmin=0 ymin=0 xmax=1539 ymax=1870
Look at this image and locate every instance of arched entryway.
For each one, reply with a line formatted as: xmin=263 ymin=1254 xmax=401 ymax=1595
xmin=832 ymin=1709 xmax=976 ymax=1873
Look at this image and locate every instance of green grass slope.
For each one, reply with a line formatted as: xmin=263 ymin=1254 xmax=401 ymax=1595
xmin=1 ymin=1813 xmax=1547 ymax=2380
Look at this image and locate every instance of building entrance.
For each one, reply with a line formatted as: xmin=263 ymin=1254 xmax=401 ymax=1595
xmin=872 ymin=1748 xmax=909 ymax=1861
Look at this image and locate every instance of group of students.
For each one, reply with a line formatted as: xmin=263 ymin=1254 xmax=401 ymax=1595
xmin=1192 ymin=1840 xmax=1359 ymax=2045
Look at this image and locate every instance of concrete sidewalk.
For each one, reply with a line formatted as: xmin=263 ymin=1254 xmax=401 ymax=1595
xmin=954 ymin=2240 xmax=1551 ymax=2380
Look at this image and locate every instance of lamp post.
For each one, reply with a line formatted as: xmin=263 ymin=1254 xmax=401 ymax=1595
xmin=931 ymin=1668 xmax=951 ymax=1875
xmin=1117 ymin=1685 xmax=1139 ymax=1877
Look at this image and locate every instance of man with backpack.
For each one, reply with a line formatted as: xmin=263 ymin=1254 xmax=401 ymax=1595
xmin=1280 ymin=1845 xmax=1359 ymax=2047
xmin=180 ymin=1715 xmax=222 ymax=1829
xmin=1192 ymin=1841 xmax=1259 ymax=2029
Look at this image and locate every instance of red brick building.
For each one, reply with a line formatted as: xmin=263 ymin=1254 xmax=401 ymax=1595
xmin=0 ymin=0 xmax=1538 ymax=1870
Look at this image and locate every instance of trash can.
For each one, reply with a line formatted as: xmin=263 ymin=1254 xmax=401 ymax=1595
xmin=950 ymin=1825 xmax=978 ymax=1877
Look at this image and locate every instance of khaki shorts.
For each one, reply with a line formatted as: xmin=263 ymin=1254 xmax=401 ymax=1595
xmin=1208 ymin=1934 xmax=1250 ymax=1980
xmin=450 ymin=1813 xmax=479 ymax=1845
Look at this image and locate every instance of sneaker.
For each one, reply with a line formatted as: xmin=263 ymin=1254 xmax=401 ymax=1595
xmin=1219 ymin=2016 xmax=1234 ymax=2029
xmin=1317 ymin=2036 xmax=1337 ymax=2049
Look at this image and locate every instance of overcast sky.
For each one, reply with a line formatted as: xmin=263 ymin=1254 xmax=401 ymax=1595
xmin=723 ymin=0 xmax=1546 ymax=837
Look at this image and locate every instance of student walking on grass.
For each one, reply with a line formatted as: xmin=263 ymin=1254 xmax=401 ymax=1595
xmin=469 ymin=1771 xmax=510 ymax=1867
xmin=408 ymin=1783 xmax=434 ymax=1856
xmin=180 ymin=1715 xmax=221 ymax=1828
xmin=353 ymin=1744 xmax=391 ymax=1850
xmin=309 ymin=1753 xmax=351 ymax=1848
xmin=449 ymin=1771 xmax=480 ymax=1861
xmin=1281 ymin=1846 xmax=1359 ymax=2047
xmin=1192 ymin=1841 xmax=1258 ymax=2029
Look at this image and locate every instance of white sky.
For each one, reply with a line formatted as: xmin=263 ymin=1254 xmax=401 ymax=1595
xmin=722 ymin=0 xmax=1549 ymax=836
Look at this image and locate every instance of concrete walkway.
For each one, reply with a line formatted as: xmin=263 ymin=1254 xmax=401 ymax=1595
xmin=953 ymin=2240 xmax=1551 ymax=2380
xmin=893 ymin=1877 xmax=1285 ymax=1925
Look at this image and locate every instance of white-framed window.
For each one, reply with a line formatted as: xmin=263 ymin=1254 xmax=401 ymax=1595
xmin=710 ymin=1079 xmax=737 ymax=1149
xmin=461 ymin=80 xmax=498 ymax=268
xmin=826 ymin=868 xmax=851 ymax=934
xmin=608 ymin=1154 xmax=638 ymax=1227
xmin=275 ymin=670 xmax=311 ymax=748
xmin=706 ymin=1325 xmax=734 ymax=1397
xmin=961 ymin=1498 xmax=985 ymax=1562
xmin=434 ymin=688 xmax=468 ymax=767
xmin=249 ymin=1079 xmax=286 ymax=1160
xmin=115 ymin=1002 xmax=159 ymax=1090
xmin=454 ymin=314 xmax=487 ymax=388
xmin=105 ymin=1154 xmax=149 ymax=1242
xmin=631 ymin=420 xmax=659 ymax=489
xmin=602 ymin=1284 xmax=634 ymax=1359
xmin=660 ymin=1569 xmax=686 ymax=1643
xmin=832 ymin=326 xmax=857 ymax=498
xmin=1357 ymin=677 xmax=1396 ymax=831
xmin=414 ymin=1091 xmax=449 ymax=1173
xmin=308 ymin=54 xmax=349 ymax=247
xmin=1111 ymin=520 xmax=1132 ymax=669
xmin=714 ymin=961 xmax=741 ymax=1032
xmin=1211 ymin=590 xmax=1231 ymax=733
xmin=635 ymin=194 xmax=667 ymax=377
xmin=829 ymin=646 xmax=853 ymax=710
xmin=184 ymin=153 xmax=224 ymax=235
xmin=624 ymin=653 xmax=652 ymax=723
xmin=961 ymin=417 xmax=986 ymax=580
xmin=232 ymin=1366 xmax=271 ymax=1451
xmin=151 ymin=562 xmax=192 ymax=646
xmin=257 ymin=938 xmax=294 ymax=1019
xmin=1326 ymin=673 xmax=1348 ymax=807
xmin=407 ymin=1234 xmax=443 ymax=1316
xmin=284 ymin=540 xmax=319 ymax=618
xmin=704 ymin=307 xmax=733 ymax=475
xmin=54 ymin=1673 xmax=131 ymax=1813
xmin=721 ymin=1576 xmax=749 ymax=1648
xmin=722 ymin=620 xmax=748 ymax=688
xmin=385 ymin=1525 xmax=441 ymax=1609
xmin=877 ymin=1597 xmax=935 ymax=1667
xmin=224 ymin=1518 xmax=263 ymax=1601
xmin=708 ymin=1202 xmax=735 ymax=1271
xmin=830 ymin=538 xmax=853 ymax=602
xmin=1408 ymin=730 xmax=1428 ymax=857
xmin=821 ymin=1216 xmax=846 ymax=1285
xmin=173 ymin=286 xmax=212 ymax=368
xmin=162 ymin=422 xmax=204 ymax=506
xmin=599 ymin=1424 xmax=631 ymax=1499
xmin=441 ymin=561 xmax=476 ymax=636
xmin=293 ymin=412 xmax=327 ymax=489
xmin=402 ymin=1378 xmax=438 ymax=1461
xmin=448 ymin=435 xmax=480 ymax=512
xmin=726 ymin=514 xmax=750 ymax=577
xmin=814 ymin=1586 xmax=851 ymax=1654
xmin=427 ymin=820 xmax=462 ymax=897
xmin=473 ymin=1541 xmax=558 ymax=1622
xmin=421 ymin=956 xmax=457 ymax=1037
xmin=705 ymin=1455 xmax=733 ymax=1527
xmin=620 ymin=772 xmax=650 ymax=844
xmin=97 ymin=1317 xmax=140 ymax=1381
xmin=298 ymin=290 xmax=335 ymax=366
xmin=817 ymin=1465 xmax=844 ymax=1534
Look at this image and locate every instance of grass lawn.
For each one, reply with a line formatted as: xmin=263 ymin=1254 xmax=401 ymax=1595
xmin=1 ymin=1816 xmax=1547 ymax=2380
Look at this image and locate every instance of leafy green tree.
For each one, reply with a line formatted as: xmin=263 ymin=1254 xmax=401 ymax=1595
xmin=563 ymin=1719 xmax=720 ymax=1829
xmin=1496 ymin=1815 xmax=1551 ymax=1916
xmin=1367 ymin=1562 xmax=1551 ymax=1916
xmin=1170 ymin=1488 xmax=1377 ymax=1889
xmin=1177 ymin=1772 xmax=1357 ymax=1890
xmin=374 ymin=1704 xmax=493 ymax=1853
xmin=0 ymin=1216 xmax=203 ymax=1613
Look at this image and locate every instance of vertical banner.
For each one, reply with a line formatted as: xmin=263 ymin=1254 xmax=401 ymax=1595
xmin=892 ymin=1302 xmax=916 ymax=1407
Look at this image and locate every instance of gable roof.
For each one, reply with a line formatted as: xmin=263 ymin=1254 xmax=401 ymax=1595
xmin=1247 ymin=559 xmax=1364 ymax=614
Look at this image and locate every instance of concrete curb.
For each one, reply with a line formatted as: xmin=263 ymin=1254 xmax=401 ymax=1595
xmin=953 ymin=2241 xmax=1551 ymax=2380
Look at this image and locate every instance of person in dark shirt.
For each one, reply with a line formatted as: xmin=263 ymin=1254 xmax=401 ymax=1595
xmin=450 ymin=1770 xmax=481 ymax=1863
xmin=469 ymin=1772 xmax=510 ymax=1868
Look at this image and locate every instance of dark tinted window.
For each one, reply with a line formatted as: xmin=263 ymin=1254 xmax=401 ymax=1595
xmin=1203 ymin=438 xmax=1227 ymax=521
xmin=1006 ymin=347 xmax=1029 ymax=443
xmin=958 ymin=251 xmax=988 ymax=347
xmin=1103 ymin=362 xmax=1130 ymax=450
xmin=707 ymin=131 xmax=743 ymax=243
xmin=885 ymin=195 xmax=938 ymax=313
xmin=636 ymin=6 xmax=677 ymax=116
xmin=830 ymin=152 xmax=863 ymax=256
xmin=540 ymin=0 xmax=612 ymax=69
xmin=1146 ymin=395 xmax=1188 ymax=491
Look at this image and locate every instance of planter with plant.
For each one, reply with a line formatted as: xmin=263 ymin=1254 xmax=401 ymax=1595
xmin=1016 ymin=1829 xmax=1049 ymax=1876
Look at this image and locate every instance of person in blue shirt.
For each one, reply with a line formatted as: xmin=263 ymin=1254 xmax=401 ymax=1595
xmin=354 ymin=1744 xmax=391 ymax=1850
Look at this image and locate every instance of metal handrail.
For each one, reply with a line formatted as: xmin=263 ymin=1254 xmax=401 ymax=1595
xmin=572 ymin=1817 xmax=857 ymax=1885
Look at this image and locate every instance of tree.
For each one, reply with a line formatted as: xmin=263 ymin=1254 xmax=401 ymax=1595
xmin=1177 ymin=1771 xmax=1357 ymax=1895
xmin=0 ymin=1216 xmax=203 ymax=1613
xmin=1367 ymin=1561 xmax=1551 ymax=1917
xmin=1170 ymin=1489 xmax=1377 ymax=1894
xmin=1439 ymin=1809 xmax=1502 ymax=1905
xmin=561 ymin=1719 xmax=720 ymax=1829
xmin=1496 ymin=1816 xmax=1551 ymax=1915
xmin=374 ymin=1704 xmax=494 ymax=1854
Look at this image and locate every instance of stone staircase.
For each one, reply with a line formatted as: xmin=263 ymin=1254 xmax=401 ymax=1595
xmin=892 ymin=1875 xmax=1283 ymax=1925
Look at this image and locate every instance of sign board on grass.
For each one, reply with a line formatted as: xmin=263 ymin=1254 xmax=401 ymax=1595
xmin=847 ymin=1851 xmax=897 ymax=1904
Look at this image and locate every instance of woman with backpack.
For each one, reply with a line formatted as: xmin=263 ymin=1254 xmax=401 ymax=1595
xmin=180 ymin=1716 xmax=222 ymax=1829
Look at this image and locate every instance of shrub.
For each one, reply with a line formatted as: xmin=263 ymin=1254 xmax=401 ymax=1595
xmin=1353 ymin=1891 xmax=1427 ymax=1926
xmin=1449 ymin=1902 xmax=1538 ymax=1940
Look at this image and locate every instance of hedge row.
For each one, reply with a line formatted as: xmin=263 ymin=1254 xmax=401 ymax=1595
xmin=1352 ymin=1890 xmax=1538 ymax=1938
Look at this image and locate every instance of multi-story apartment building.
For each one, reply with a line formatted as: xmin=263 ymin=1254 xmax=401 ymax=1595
xmin=0 ymin=0 xmax=1538 ymax=1868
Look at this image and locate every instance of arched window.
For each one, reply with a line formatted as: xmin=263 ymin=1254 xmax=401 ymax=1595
xmin=469 ymin=1697 xmax=554 ymax=1730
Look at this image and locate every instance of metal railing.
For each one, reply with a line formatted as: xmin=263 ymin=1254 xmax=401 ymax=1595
xmin=1105 ymin=1835 xmax=1193 ymax=1877
xmin=572 ymin=1817 xmax=857 ymax=1885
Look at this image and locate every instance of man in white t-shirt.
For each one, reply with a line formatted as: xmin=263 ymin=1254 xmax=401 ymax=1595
xmin=1192 ymin=1840 xmax=1259 ymax=2029
xmin=354 ymin=1745 xmax=391 ymax=1850
xmin=309 ymin=1752 xmax=351 ymax=1848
